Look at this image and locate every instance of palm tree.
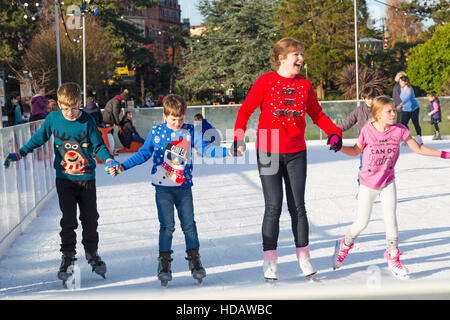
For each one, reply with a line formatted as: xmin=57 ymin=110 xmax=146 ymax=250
xmin=337 ymin=63 xmax=389 ymax=99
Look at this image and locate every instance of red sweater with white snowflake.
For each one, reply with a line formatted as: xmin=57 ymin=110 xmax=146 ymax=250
xmin=234 ymin=71 xmax=342 ymax=153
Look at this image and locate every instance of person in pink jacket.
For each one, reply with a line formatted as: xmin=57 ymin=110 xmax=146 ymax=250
xmin=29 ymin=86 xmax=49 ymax=122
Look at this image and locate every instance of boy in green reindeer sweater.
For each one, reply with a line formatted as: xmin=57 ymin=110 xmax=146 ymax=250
xmin=3 ymin=83 xmax=118 ymax=284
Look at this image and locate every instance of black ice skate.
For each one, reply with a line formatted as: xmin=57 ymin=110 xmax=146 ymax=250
xmin=186 ymin=249 xmax=206 ymax=284
xmin=157 ymin=252 xmax=173 ymax=287
xmin=85 ymin=251 xmax=107 ymax=279
xmin=57 ymin=251 xmax=77 ymax=287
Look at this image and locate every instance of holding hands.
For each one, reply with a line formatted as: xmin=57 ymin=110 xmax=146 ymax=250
xmin=327 ymin=134 xmax=343 ymax=152
xmin=105 ymin=159 xmax=124 ymax=177
xmin=229 ymin=140 xmax=246 ymax=157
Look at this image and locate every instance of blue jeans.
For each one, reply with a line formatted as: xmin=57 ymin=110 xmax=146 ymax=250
xmin=155 ymin=186 xmax=199 ymax=253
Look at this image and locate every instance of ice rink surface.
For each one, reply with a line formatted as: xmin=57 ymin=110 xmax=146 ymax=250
xmin=1 ymin=138 xmax=450 ymax=300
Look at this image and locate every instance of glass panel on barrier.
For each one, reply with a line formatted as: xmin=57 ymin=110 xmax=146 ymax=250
xmin=0 ymin=120 xmax=55 ymax=244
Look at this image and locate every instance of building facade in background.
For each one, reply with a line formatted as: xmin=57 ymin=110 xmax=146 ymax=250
xmin=121 ymin=0 xmax=187 ymax=63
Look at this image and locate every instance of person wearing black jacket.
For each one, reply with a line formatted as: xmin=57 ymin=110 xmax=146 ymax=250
xmin=84 ymin=96 xmax=103 ymax=127
xmin=118 ymin=111 xmax=145 ymax=148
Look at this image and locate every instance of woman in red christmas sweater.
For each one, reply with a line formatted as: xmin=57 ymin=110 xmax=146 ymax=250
xmin=231 ymin=38 xmax=342 ymax=281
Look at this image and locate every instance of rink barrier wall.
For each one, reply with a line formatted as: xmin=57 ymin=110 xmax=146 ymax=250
xmin=120 ymin=97 xmax=450 ymax=147
xmin=0 ymin=97 xmax=448 ymax=257
xmin=0 ymin=120 xmax=56 ymax=258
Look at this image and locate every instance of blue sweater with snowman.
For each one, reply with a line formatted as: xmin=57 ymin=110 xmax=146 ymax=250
xmin=120 ymin=122 xmax=228 ymax=187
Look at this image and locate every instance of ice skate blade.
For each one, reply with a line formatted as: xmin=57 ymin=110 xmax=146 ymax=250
xmin=332 ymin=240 xmax=342 ymax=270
xmin=57 ymin=271 xmax=72 ymax=281
xmin=160 ymin=280 xmax=169 ymax=287
xmin=264 ymin=278 xmax=277 ymax=285
xmin=62 ymin=276 xmax=73 ymax=288
xmin=390 ymin=271 xmax=410 ymax=280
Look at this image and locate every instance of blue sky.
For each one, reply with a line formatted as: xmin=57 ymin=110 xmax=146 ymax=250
xmin=178 ymin=0 xmax=386 ymax=28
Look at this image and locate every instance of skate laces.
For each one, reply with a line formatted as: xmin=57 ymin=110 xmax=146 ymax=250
xmin=337 ymin=242 xmax=353 ymax=263
xmin=389 ymin=251 xmax=404 ymax=269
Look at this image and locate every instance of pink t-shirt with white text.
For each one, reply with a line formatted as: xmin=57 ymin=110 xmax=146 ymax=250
xmin=358 ymin=123 xmax=410 ymax=189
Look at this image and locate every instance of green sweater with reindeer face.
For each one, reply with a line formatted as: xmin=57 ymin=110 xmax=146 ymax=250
xmin=20 ymin=110 xmax=113 ymax=181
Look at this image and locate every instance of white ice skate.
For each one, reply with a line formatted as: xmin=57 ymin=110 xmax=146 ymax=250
xmin=263 ymin=260 xmax=278 ymax=282
xmin=384 ymin=250 xmax=409 ymax=279
xmin=296 ymin=246 xmax=317 ymax=279
xmin=414 ymin=135 xmax=423 ymax=146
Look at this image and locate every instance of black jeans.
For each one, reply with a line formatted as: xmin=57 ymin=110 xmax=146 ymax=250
xmin=401 ymin=108 xmax=422 ymax=136
xmin=56 ymin=178 xmax=99 ymax=254
xmin=257 ymin=149 xmax=309 ymax=251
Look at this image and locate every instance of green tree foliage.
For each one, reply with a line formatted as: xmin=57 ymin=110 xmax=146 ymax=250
xmin=276 ymin=0 xmax=371 ymax=99
xmin=407 ymin=23 xmax=450 ymax=95
xmin=180 ymin=0 xmax=279 ymax=100
xmin=0 ymin=0 xmax=39 ymax=79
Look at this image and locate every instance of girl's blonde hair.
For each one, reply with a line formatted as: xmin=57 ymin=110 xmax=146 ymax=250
xmin=57 ymin=82 xmax=82 ymax=107
xmin=371 ymin=95 xmax=394 ymax=121
xmin=395 ymin=71 xmax=407 ymax=82
xmin=270 ymin=37 xmax=304 ymax=69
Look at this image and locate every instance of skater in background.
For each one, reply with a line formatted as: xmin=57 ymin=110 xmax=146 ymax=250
xmin=46 ymin=99 xmax=59 ymax=113
xmin=426 ymin=92 xmax=442 ymax=140
xmin=392 ymin=71 xmax=406 ymax=123
xmin=84 ymin=96 xmax=103 ymax=127
xmin=231 ymin=37 xmax=343 ymax=281
xmin=102 ymin=89 xmax=128 ymax=152
xmin=5 ymin=92 xmax=25 ymax=126
xmin=3 ymin=82 xmax=118 ymax=286
xmin=398 ymin=76 xmax=423 ymax=145
xmin=118 ymin=111 xmax=145 ymax=148
xmin=339 ymin=86 xmax=378 ymax=186
xmin=29 ymin=86 xmax=49 ymax=122
xmin=194 ymin=113 xmax=222 ymax=156
xmin=332 ymin=95 xmax=450 ymax=278
xmin=107 ymin=94 xmax=230 ymax=286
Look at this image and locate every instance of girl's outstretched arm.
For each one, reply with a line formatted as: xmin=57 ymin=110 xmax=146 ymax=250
xmin=405 ymin=135 xmax=446 ymax=157
xmin=341 ymin=142 xmax=363 ymax=157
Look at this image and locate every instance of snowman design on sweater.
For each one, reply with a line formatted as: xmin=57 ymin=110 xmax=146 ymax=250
xmin=153 ymin=137 xmax=190 ymax=186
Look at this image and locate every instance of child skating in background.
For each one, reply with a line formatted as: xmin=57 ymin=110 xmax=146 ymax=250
xmin=426 ymin=92 xmax=442 ymax=140
xmin=107 ymin=94 xmax=229 ymax=286
xmin=339 ymin=87 xmax=378 ymax=186
xmin=3 ymin=83 xmax=118 ymax=286
xmin=332 ymin=96 xmax=450 ymax=278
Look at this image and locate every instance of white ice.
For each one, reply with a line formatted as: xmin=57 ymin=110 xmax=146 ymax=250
xmin=1 ymin=138 xmax=450 ymax=299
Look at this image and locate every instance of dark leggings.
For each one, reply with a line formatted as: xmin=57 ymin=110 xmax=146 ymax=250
xmin=401 ymin=108 xmax=422 ymax=136
xmin=257 ymin=149 xmax=309 ymax=251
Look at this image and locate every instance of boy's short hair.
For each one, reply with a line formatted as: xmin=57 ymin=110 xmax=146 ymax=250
xmin=57 ymin=82 xmax=82 ymax=107
xmin=163 ymin=94 xmax=187 ymax=117
xmin=426 ymin=92 xmax=437 ymax=98
xmin=360 ymin=87 xmax=378 ymax=99
xmin=194 ymin=113 xmax=203 ymax=121
xmin=371 ymin=95 xmax=394 ymax=120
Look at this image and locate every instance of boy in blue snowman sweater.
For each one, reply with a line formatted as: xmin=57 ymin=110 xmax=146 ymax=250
xmin=107 ymin=94 xmax=229 ymax=285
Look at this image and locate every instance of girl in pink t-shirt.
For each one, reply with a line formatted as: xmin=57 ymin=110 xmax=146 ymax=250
xmin=332 ymin=95 xmax=450 ymax=278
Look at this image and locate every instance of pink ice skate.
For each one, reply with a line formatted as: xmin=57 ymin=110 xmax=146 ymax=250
xmin=332 ymin=238 xmax=354 ymax=270
xmin=384 ymin=250 xmax=409 ymax=278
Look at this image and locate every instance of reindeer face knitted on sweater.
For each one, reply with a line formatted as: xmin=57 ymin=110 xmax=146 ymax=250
xmin=54 ymin=130 xmax=91 ymax=175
